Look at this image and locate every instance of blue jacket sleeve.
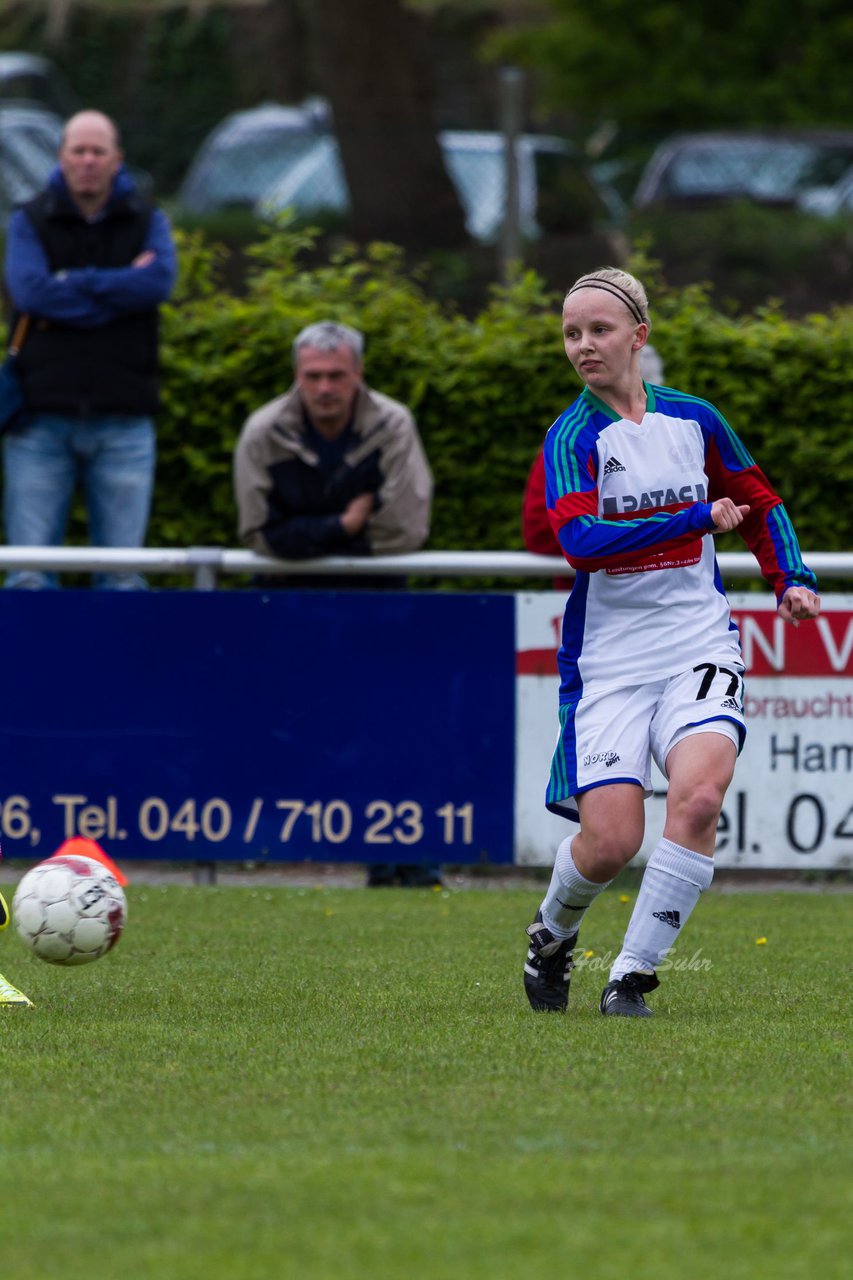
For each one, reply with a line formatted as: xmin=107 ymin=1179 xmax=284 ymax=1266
xmin=4 ymin=207 xmax=177 ymax=328
xmin=69 ymin=209 xmax=177 ymax=313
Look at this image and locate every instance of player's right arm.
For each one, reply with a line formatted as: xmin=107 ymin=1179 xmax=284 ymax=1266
xmin=543 ymin=415 xmax=717 ymax=573
xmin=552 ymin=501 xmax=716 ymax=572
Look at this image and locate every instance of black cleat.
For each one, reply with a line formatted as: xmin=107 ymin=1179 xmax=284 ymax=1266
xmin=599 ymin=971 xmax=660 ymax=1018
xmin=523 ymin=911 xmax=577 ymax=1012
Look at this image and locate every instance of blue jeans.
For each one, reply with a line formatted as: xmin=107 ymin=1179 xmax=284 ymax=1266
xmin=3 ymin=413 xmax=156 ymax=590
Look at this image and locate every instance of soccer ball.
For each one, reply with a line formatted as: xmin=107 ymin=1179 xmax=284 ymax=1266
xmin=12 ymin=855 xmax=127 ymax=965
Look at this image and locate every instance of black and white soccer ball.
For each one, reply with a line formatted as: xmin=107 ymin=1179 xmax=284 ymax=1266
xmin=12 ymin=854 xmax=127 ymax=965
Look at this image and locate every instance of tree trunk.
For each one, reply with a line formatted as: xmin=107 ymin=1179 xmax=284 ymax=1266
xmin=300 ymin=0 xmax=469 ymax=250
xmin=44 ymin=0 xmax=73 ymax=48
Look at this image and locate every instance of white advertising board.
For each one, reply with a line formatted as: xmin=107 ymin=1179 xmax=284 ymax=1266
xmin=515 ymin=593 xmax=853 ymax=870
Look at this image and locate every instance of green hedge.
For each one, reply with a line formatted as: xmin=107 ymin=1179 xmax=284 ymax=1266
xmin=630 ymin=203 xmax=853 ymax=319
xmin=152 ymin=228 xmax=852 ymax=580
xmin=648 ymin=278 xmax=852 ymax=568
xmin=8 ymin=226 xmax=840 ymax=585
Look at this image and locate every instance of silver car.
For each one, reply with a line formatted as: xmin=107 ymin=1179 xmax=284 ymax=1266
xmin=256 ymin=129 xmax=622 ymax=242
xmin=0 ymin=101 xmax=63 ymax=219
xmin=177 ymin=100 xmax=332 ymax=214
xmin=797 ymin=165 xmax=853 ymax=218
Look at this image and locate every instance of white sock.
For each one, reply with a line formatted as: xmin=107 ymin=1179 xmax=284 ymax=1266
xmin=609 ymin=838 xmax=714 ymax=981
xmin=540 ymin=835 xmax=612 ymax=940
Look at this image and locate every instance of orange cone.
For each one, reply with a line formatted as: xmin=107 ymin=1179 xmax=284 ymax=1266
xmin=49 ymin=837 xmax=129 ymax=886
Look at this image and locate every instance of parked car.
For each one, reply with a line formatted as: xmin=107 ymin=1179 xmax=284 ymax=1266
xmin=797 ymin=165 xmax=853 ymax=217
xmin=0 ymin=51 xmax=76 ymax=117
xmin=0 ymin=100 xmax=64 ymax=219
xmin=177 ymin=100 xmax=332 ymax=213
xmin=634 ymin=130 xmax=853 ymax=209
xmin=257 ymin=129 xmax=623 ymax=242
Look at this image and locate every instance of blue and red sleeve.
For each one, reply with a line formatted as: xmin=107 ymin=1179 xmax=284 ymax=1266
xmin=542 ymin=410 xmax=715 ymax=573
xmin=702 ymin=413 xmax=817 ymax=600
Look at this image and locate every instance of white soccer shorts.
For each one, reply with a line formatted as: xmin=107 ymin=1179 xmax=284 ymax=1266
xmin=546 ymin=661 xmax=746 ymax=821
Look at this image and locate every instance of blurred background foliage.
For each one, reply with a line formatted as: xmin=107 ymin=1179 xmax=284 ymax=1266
xmin=1 ymin=2 xmax=850 ymax=578
xmin=2 ymin=0 xmax=851 ymax=314
xmin=140 ymin=226 xmax=852 ymax=582
xmin=488 ymin=0 xmax=853 ymax=183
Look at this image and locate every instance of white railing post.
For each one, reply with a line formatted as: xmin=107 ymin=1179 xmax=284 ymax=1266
xmin=0 ymin=547 xmax=849 ymax=581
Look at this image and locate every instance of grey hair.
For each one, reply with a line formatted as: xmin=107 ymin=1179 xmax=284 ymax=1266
xmin=292 ymin=321 xmax=364 ymax=365
xmin=565 ymin=267 xmax=650 ymax=330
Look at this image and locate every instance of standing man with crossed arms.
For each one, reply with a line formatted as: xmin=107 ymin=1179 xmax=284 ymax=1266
xmin=3 ymin=109 xmax=177 ymax=589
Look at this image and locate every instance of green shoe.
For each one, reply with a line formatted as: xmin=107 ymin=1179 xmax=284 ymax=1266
xmin=0 ymin=971 xmax=33 ymax=1007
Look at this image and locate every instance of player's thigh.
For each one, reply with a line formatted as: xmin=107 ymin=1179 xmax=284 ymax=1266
xmin=547 ymin=680 xmax=661 ymax=822
xmin=650 ymin=662 xmax=746 ymax=781
xmin=662 ymin=732 xmax=738 ymax=853
xmin=576 ymin=781 xmax=646 ymax=868
xmin=665 ymin=732 xmax=738 ymax=804
xmin=651 ymin=665 xmax=742 ymax=846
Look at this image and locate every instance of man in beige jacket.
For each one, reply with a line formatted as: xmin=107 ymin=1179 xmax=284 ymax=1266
xmin=234 ymin=320 xmax=432 ymax=587
xmin=233 ymin=321 xmax=440 ymax=885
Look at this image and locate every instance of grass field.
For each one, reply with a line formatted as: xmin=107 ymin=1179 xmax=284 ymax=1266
xmin=0 ymin=878 xmax=848 ymax=1280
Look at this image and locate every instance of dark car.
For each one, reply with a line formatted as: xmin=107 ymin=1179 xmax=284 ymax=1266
xmin=0 ymin=52 xmax=76 ymax=117
xmin=634 ymin=130 xmax=853 ymax=209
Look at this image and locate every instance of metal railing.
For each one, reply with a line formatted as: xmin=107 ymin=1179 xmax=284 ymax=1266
xmin=0 ymin=547 xmax=849 ymax=591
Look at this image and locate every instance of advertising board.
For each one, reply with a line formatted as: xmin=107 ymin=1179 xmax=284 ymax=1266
xmin=0 ymin=591 xmax=516 ymax=865
xmin=1 ymin=588 xmax=848 ymax=870
xmin=515 ymin=593 xmax=853 ymax=869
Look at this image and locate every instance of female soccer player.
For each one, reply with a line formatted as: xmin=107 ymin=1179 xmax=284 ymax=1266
xmin=523 ymin=267 xmax=820 ymax=1017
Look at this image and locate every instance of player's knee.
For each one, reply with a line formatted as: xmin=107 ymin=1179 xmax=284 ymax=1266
xmin=670 ymin=781 xmax=725 ymax=838
xmin=582 ymin=831 xmax=640 ymax=880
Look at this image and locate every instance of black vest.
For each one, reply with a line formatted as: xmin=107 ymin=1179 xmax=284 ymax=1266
xmin=16 ymin=188 xmax=162 ymax=416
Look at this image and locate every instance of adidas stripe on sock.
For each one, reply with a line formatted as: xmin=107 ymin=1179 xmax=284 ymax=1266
xmin=609 ymin=838 xmax=713 ymax=982
xmin=540 ymin=835 xmax=612 ymax=939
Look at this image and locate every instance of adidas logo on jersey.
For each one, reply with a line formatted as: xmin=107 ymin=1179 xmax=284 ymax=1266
xmin=652 ymin=909 xmax=681 ymax=929
xmin=720 ymin=697 xmax=742 ymax=711
xmin=603 ymin=456 xmax=627 ymax=475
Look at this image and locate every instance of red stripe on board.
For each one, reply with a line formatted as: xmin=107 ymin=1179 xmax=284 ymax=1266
xmin=516 ymin=649 xmax=559 ymax=676
xmin=731 ymin=610 xmax=853 ymax=677
xmin=516 ymin=610 xmax=853 ymax=678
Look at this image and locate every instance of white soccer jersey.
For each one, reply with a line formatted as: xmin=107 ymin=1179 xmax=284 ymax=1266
xmin=543 ymin=383 xmax=816 ymax=697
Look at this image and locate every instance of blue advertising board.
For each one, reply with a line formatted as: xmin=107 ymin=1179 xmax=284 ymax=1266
xmin=0 ymin=590 xmax=516 ymax=865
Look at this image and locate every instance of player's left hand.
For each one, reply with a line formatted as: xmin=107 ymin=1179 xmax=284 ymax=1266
xmin=778 ymin=586 xmax=821 ymax=627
